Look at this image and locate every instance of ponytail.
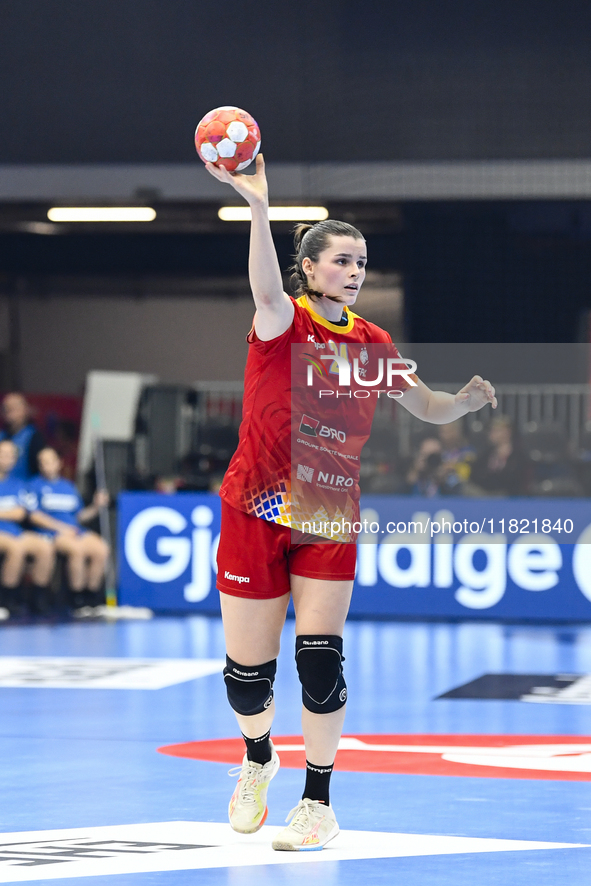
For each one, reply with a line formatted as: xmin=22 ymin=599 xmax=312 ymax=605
xmin=293 ymin=223 xmax=314 ymax=253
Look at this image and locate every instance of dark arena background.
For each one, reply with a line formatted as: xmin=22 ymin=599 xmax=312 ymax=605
xmin=1 ymin=2 xmax=591 ymax=884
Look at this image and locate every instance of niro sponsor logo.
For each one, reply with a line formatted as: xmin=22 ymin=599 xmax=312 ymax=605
xmin=297 ymin=464 xmax=314 ymax=483
xmin=224 ymin=571 xmax=250 ymax=584
xmin=317 ymin=471 xmax=354 ymax=488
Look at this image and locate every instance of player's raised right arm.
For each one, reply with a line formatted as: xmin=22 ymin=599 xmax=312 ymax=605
xmin=205 ymin=154 xmax=294 ymax=340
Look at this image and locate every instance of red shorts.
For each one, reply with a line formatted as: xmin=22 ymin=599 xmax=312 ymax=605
xmin=216 ymin=499 xmax=357 ymax=599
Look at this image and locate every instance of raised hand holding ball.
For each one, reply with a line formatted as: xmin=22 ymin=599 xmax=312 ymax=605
xmin=195 ymin=106 xmax=261 ymax=172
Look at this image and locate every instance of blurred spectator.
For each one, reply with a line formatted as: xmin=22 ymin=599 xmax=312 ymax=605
xmin=0 ymin=440 xmax=54 ymax=615
xmin=404 ymin=436 xmax=443 ymax=496
xmin=0 ymin=393 xmax=46 ymax=480
xmin=467 ymin=417 xmax=530 ymax=496
xmin=28 ymin=448 xmax=110 ymax=600
xmin=155 ymin=476 xmax=183 ymax=494
xmin=208 ymin=474 xmax=225 ymax=495
xmin=437 ymin=419 xmax=476 ymax=495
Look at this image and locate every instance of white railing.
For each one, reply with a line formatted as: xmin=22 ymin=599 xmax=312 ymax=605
xmin=193 ymin=381 xmax=591 ymax=453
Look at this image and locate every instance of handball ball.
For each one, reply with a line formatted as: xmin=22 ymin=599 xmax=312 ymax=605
xmin=195 ymin=106 xmax=261 ymax=172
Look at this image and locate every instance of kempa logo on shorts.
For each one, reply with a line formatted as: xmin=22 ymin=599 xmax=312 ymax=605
xmin=339 ymin=688 xmax=347 ymax=702
xmin=224 ymin=571 xmax=250 ymax=584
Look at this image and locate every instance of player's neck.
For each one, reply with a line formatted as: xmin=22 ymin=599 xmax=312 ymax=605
xmin=304 ymin=293 xmax=346 ymax=323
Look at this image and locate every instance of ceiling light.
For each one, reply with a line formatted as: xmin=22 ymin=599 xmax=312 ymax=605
xmin=47 ymin=207 xmax=156 ymax=222
xmin=218 ymin=206 xmax=329 ymax=222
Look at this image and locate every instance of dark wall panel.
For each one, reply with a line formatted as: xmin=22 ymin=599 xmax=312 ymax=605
xmin=2 ymin=203 xmax=591 ymax=343
xmin=1 ymin=0 xmax=591 ymax=163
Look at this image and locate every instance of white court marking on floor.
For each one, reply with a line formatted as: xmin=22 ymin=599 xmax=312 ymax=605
xmin=0 ymin=657 xmax=225 ymax=689
xmin=274 ymin=737 xmax=591 ymax=773
xmin=0 ymin=821 xmax=587 ymax=881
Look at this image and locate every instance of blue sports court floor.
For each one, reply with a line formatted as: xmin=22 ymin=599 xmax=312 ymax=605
xmin=1 ymin=614 xmax=591 ymax=885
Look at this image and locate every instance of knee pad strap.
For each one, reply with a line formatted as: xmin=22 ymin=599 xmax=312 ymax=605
xmin=295 ymin=635 xmax=347 ymax=714
xmin=223 ymin=656 xmax=276 ymax=716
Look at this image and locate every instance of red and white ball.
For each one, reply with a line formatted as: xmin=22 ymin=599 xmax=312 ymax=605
xmin=195 ymin=106 xmax=261 ymax=172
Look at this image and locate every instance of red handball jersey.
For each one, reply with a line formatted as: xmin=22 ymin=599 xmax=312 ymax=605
xmin=219 ymin=295 xmax=417 ymax=541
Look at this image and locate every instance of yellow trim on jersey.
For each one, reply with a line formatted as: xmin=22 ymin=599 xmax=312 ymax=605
xmin=296 ymin=295 xmax=359 ymax=334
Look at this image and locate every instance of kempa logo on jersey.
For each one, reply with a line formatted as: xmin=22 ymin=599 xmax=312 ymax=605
xmin=299 ymin=414 xmax=346 ymax=443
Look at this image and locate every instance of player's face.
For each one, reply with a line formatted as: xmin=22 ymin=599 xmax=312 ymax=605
xmin=0 ymin=441 xmax=17 ymax=474
xmin=305 ymin=235 xmax=367 ymax=303
xmin=38 ymin=449 xmax=61 ymax=479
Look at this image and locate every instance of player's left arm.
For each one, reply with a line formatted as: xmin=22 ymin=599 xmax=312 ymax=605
xmin=398 ymin=375 xmax=497 ymax=424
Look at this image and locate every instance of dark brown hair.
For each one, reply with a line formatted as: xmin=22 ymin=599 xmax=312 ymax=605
xmin=289 ymin=219 xmax=365 ymax=300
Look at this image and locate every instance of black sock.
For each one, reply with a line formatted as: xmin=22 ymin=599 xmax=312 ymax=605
xmin=242 ymin=729 xmax=272 ymax=765
xmin=302 ymin=760 xmax=334 ymax=805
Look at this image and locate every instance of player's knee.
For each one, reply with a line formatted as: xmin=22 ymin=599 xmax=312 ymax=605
xmin=223 ymin=656 xmax=276 ymax=716
xmin=295 ymin=635 xmax=347 ymax=714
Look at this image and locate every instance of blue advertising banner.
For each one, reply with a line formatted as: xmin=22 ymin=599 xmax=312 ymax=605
xmin=118 ymin=492 xmax=591 ymax=620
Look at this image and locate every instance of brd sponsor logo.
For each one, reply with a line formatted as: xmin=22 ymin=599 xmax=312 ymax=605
xmin=299 ymin=413 xmax=346 ymax=443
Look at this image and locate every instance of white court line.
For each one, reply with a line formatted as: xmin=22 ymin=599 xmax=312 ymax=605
xmin=0 ymin=657 xmax=225 ymax=689
xmin=274 ymin=737 xmax=591 ymax=773
xmin=0 ymin=820 xmax=587 ymax=881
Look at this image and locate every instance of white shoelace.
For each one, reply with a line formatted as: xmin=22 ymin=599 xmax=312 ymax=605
xmin=228 ymin=762 xmax=262 ymax=805
xmin=284 ymin=798 xmax=324 ymax=830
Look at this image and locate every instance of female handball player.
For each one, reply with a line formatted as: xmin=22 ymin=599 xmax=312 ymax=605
xmin=205 ymin=153 xmax=496 ymax=851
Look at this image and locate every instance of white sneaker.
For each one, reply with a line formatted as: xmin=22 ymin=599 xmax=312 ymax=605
xmin=272 ymin=798 xmax=339 ymax=851
xmin=228 ymin=741 xmax=280 ymax=834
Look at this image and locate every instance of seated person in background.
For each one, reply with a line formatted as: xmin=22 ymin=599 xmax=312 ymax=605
xmin=467 ymin=416 xmax=529 ymax=497
xmin=0 ymin=440 xmax=54 ymax=614
xmin=404 ymin=436 xmax=443 ymax=496
xmin=29 ymin=448 xmax=110 ymax=598
xmin=437 ymin=419 xmax=476 ymax=495
xmin=0 ymin=393 xmax=46 ymax=481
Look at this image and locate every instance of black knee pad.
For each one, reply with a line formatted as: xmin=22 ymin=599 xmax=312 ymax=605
xmin=223 ymin=656 xmax=277 ymax=716
xmin=295 ymin=635 xmax=347 ymax=714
